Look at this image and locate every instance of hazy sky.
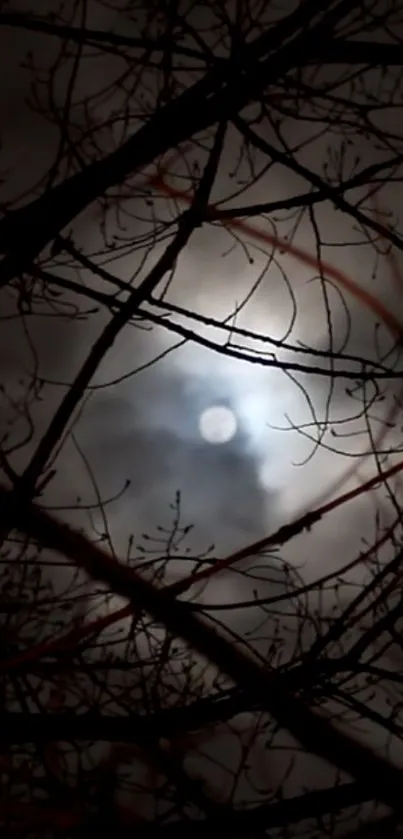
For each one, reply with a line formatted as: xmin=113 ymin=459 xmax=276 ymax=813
xmin=1 ymin=1 xmax=402 ymax=587
xmin=1 ymin=2 xmax=403 ymax=816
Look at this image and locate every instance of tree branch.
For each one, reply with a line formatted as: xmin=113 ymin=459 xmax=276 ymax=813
xmin=3 ymin=483 xmax=403 ymax=810
xmin=0 ymin=0 xmax=354 ymax=285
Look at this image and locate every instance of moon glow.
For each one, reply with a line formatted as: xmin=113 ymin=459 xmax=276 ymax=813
xmin=199 ymin=405 xmax=238 ymax=444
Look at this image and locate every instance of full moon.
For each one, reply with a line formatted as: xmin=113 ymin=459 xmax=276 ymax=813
xmin=199 ymin=405 xmax=237 ymax=444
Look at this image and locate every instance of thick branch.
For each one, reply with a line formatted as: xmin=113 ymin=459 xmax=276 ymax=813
xmin=3 ymin=485 xmax=403 ymax=810
xmin=0 ymin=0 xmax=354 ymax=285
xmin=130 ymin=781 xmax=385 ymax=838
xmin=2 ymin=12 xmax=403 ymax=66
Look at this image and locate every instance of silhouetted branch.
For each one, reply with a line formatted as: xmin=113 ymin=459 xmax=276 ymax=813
xmin=3 ymin=483 xmax=403 ymax=810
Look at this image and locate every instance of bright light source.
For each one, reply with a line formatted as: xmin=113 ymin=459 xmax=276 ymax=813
xmin=199 ymin=405 xmax=237 ymax=444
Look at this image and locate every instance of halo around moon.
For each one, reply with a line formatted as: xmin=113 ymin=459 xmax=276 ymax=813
xmin=199 ymin=405 xmax=237 ymax=444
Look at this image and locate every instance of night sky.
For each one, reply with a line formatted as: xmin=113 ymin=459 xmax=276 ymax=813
xmin=1 ymin=0 xmax=403 ymax=827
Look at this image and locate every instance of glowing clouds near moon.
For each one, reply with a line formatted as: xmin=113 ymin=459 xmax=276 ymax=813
xmin=199 ymin=405 xmax=237 ymax=444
